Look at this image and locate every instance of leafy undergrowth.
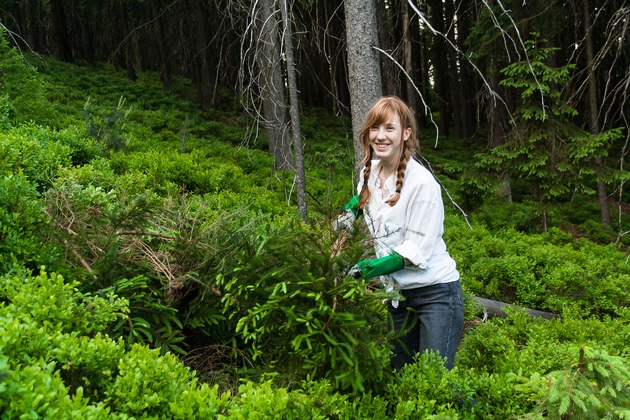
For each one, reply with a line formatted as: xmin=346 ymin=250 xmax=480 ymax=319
xmin=1 ymin=36 xmax=629 ymax=418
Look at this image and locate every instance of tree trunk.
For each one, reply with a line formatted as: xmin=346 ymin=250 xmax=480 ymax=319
xmin=376 ymin=2 xmax=398 ymax=96
xmin=152 ymin=1 xmax=172 ymax=88
xmin=50 ymin=0 xmax=73 ymax=62
xmin=323 ymin=0 xmax=350 ymax=115
xmin=489 ymin=62 xmax=512 ymax=203
xmin=280 ymin=0 xmax=307 ymax=220
xmin=344 ymin=0 xmax=383 ymax=174
xmin=402 ymin=0 xmax=418 ymax=118
xmin=428 ymin=0 xmax=450 ymax=136
xmin=255 ymin=0 xmax=292 ymax=170
xmin=583 ymin=0 xmax=611 ymax=226
xmin=473 ymin=297 xmax=560 ymax=320
xmin=193 ymin=0 xmax=213 ymax=110
xmin=413 ymin=1 xmax=429 ymax=130
xmin=445 ymin=0 xmax=464 ymax=139
xmin=455 ymin=0 xmax=475 ymax=139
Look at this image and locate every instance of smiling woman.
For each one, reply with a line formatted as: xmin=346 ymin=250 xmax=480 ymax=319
xmin=338 ymin=96 xmax=464 ymax=371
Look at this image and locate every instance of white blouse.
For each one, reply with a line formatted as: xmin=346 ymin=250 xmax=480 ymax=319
xmin=358 ymin=158 xmax=459 ymax=290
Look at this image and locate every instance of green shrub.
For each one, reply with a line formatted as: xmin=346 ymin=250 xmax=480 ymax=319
xmin=0 ymin=30 xmax=51 ymax=127
xmin=517 ymin=346 xmax=630 ymax=418
xmin=0 ymin=175 xmax=61 ymax=273
xmin=0 ymin=128 xmax=73 ymax=191
xmin=447 ymin=219 xmax=630 ymax=317
xmin=219 ymin=221 xmax=392 ymax=395
xmin=385 ymin=352 xmax=460 ymax=419
xmin=0 ymin=355 xmax=114 ymax=419
xmin=0 ymin=270 xmax=127 ymax=336
xmin=0 ymin=268 xmax=234 ymax=419
xmin=457 ymin=308 xmax=630 ymax=376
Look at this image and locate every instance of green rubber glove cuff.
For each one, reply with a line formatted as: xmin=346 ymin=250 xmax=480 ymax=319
xmin=343 ymin=194 xmax=363 ymax=218
xmin=356 ymin=253 xmax=405 ymax=279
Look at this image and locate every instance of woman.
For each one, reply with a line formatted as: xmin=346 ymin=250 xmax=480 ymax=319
xmin=339 ymin=96 xmax=464 ymax=371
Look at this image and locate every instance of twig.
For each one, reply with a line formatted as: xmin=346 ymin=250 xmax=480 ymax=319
xmin=116 ymin=230 xmax=178 ymax=240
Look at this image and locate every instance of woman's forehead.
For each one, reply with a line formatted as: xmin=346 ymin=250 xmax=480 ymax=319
xmin=376 ymin=113 xmax=401 ymax=125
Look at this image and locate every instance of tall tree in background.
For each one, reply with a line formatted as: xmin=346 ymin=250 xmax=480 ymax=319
xmin=344 ymin=0 xmax=382 ymax=173
xmin=582 ymin=0 xmax=610 ymax=225
xmin=280 ymin=0 xmax=307 ymax=219
xmin=401 ymin=0 xmax=417 ymax=118
xmin=427 ymin=0 xmax=450 ymax=136
xmin=249 ymin=0 xmax=291 ymax=170
xmin=239 ymin=0 xmax=306 ymax=217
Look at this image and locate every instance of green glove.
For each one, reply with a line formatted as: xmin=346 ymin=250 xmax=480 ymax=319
xmin=348 ymin=253 xmax=405 ymax=280
xmin=343 ymin=194 xmax=362 ymax=218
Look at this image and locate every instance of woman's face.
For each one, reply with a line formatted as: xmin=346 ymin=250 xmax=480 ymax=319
xmin=368 ymin=113 xmax=410 ymax=166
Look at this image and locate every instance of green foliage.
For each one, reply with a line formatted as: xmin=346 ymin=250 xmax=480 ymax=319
xmin=82 ymin=95 xmax=131 ymax=152
xmin=0 ymin=175 xmax=61 ymax=273
xmin=42 ymin=171 xmax=190 ymax=354
xmin=447 ymin=218 xmax=630 ymax=317
xmin=385 ymin=352 xmax=460 ymax=418
xmin=457 ymin=309 xmax=630 ymax=376
xmin=106 ymin=344 xmax=206 ymax=416
xmin=1 ymin=38 xmax=628 ymax=419
xmin=0 ymin=270 xmax=128 ymax=336
xmin=475 ymin=34 xmax=623 ymax=225
xmin=0 ymin=269 xmax=232 ymax=419
xmin=102 ymin=275 xmax=187 ymax=355
xmin=219 ymin=222 xmax=392 ymax=394
xmin=0 ymin=127 xmax=73 ymax=190
xmin=518 ymin=346 xmax=630 ymax=418
xmin=225 ymin=378 xmax=391 ymax=419
xmin=0 ymin=29 xmax=50 ymax=126
xmin=0 ymin=94 xmax=12 ymax=130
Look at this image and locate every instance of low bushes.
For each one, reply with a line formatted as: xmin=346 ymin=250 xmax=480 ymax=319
xmin=446 ymin=216 xmax=630 ymax=317
xmin=1 ymin=40 xmax=629 ymax=417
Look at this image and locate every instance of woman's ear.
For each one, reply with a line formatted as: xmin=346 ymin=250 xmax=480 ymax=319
xmin=403 ymin=127 xmax=411 ymax=141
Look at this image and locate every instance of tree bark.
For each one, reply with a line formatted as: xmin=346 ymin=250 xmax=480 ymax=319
xmin=152 ymin=1 xmax=171 ymax=88
xmin=445 ymin=0 xmax=464 ymax=139
xmin=427 ymin=0 xmax=450 ymax=136
xmin=473 ymin=297 xmax=560 ymax=320
xmin=489 ymin=61 xmax=512 ymax=203
xmin=50 ymin=0 xmax=73 ymax=62
xmin=255 ymin=0 xmax=292 ymax=170
xmin=455 ymin=0 xmax=475 ymax=139
xmin=583 ymin=0 xmax=611 ymax=226
xmin=193 ymin=0 xmax=213 ymax=110
xmin=376 ymin=2 xmax=398 ymax=96
xmin=344 ymin=0 xmax=383 ymax=174
xmin=413 ymin=1 xmax=429 ymax=130
xmin=402 ymin=0 xmax=418 ymax=118
xmin=280 ymin=0 xmax=307 ymax=220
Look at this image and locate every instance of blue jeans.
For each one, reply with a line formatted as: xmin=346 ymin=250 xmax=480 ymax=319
xmin=388 ymin=280 xmax=464 ymax=370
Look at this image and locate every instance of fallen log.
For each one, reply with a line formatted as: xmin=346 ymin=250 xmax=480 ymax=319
xmin=473 ymin=297 xmax=560 ymax=321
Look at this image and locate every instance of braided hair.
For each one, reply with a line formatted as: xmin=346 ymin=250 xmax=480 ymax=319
xmin=358 ymin=96 xmax=418 ymax=209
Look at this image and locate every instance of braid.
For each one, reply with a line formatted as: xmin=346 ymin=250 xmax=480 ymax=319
xmin=385 ymin=142 xmax=411 ymax=206
xmin=359 ymin=157 xmax=372 ymax=209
